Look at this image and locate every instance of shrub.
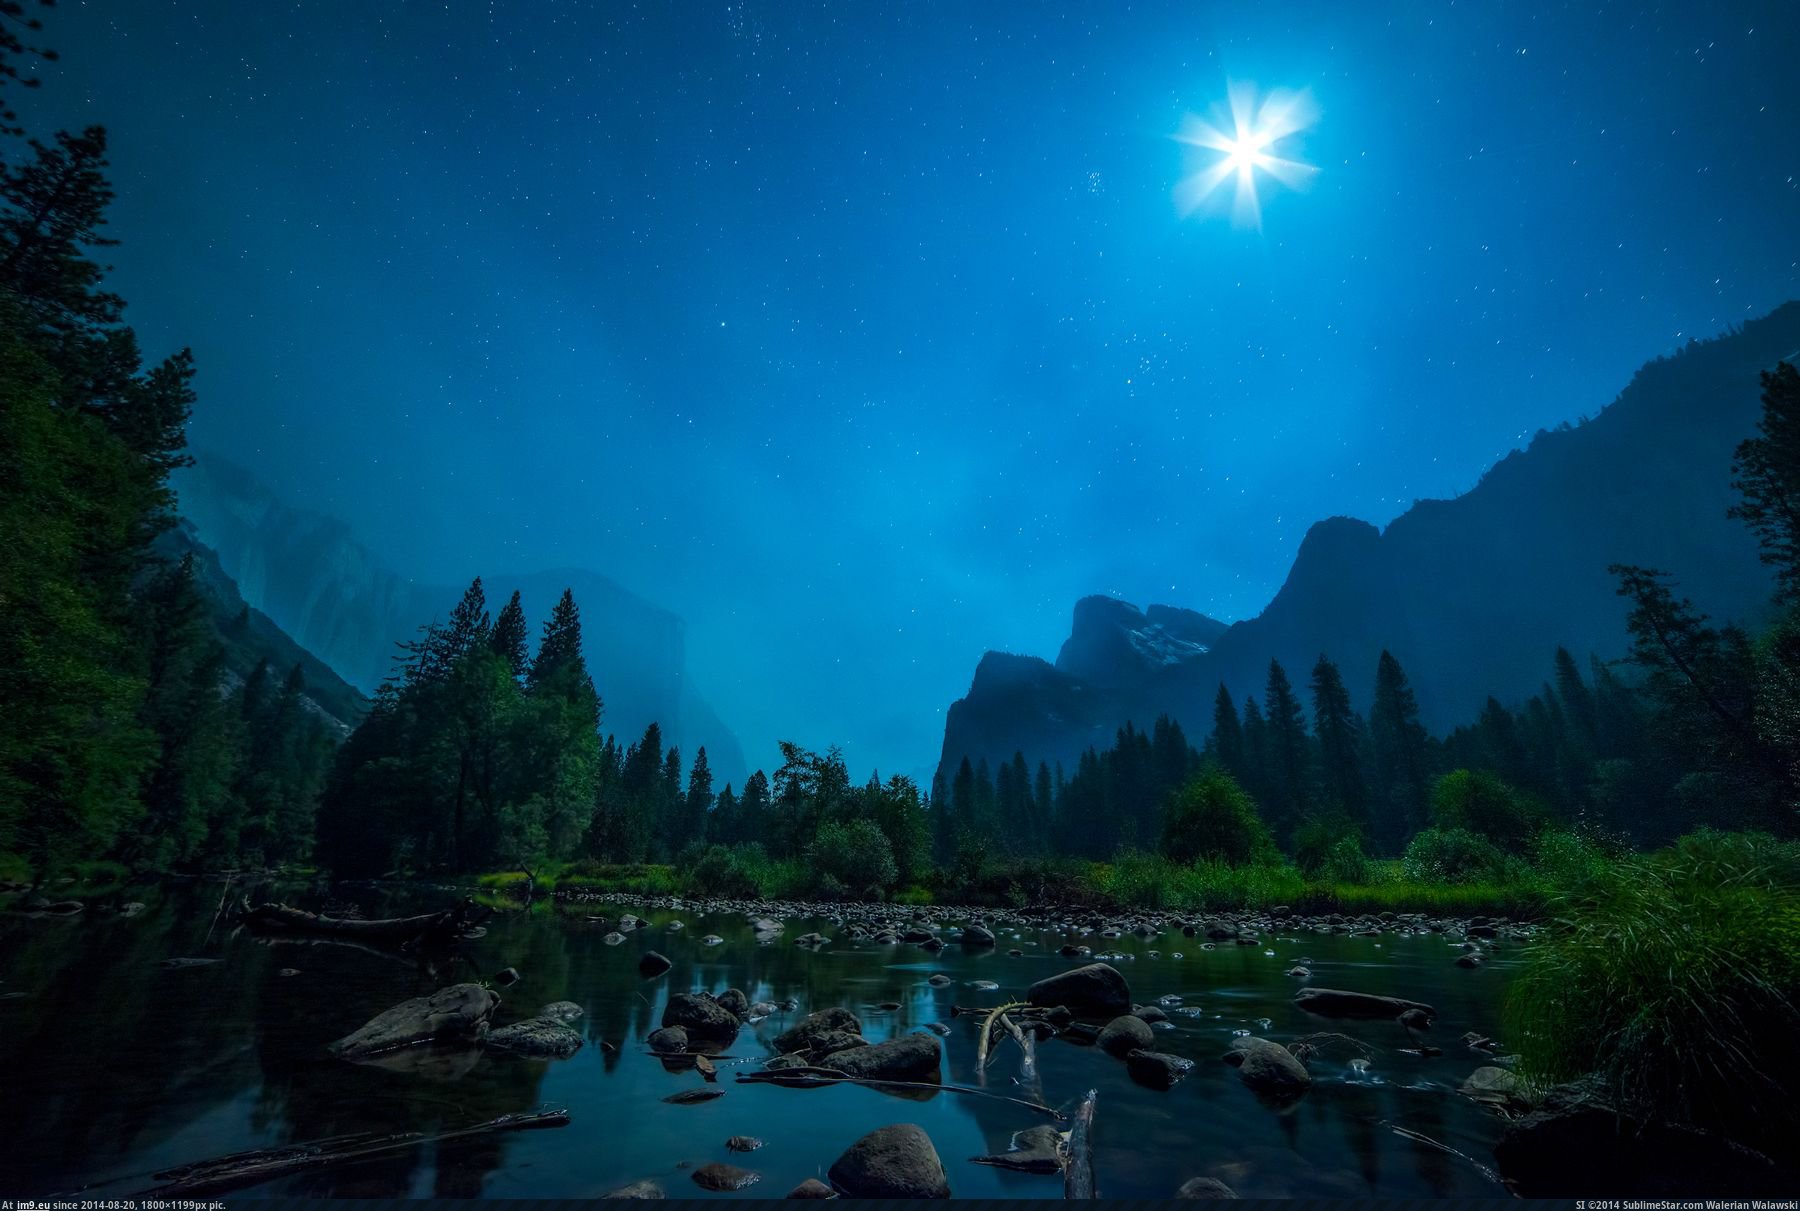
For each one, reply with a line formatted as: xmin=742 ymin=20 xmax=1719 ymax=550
xmin=1161 ymin=768 xmax=1277 ymax=866
xmin=1430 ymin=768 xmax=1541 ymax=847
xmin=1506 ymin=830 xmax=1800 ymax=1153
xmin=1320 ymin=836 xmax=1373 ymax=883
xmin=685 ymin=844 xmax=761 ymax=898
xmin=1293 ymin=812 xmax=1360 ymax=876
xmin=804 ymin=818 xmax=897 ymax=899
xmin=1401 ymin=826 xmax=1525 ymax=883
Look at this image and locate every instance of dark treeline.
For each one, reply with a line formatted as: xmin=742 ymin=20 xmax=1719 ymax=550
xmin=0 ymin=18 xmax=336 ymax=880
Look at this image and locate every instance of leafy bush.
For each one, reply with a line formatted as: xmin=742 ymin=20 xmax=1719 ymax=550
xmin=1293 ymin=813 xmax=1360 ymax=876
xmin=1402 ymin=826 xmax=1525 ymax=883
xmin=804 ymin=818 xmax=897 ymax=899
xmin=684 ymin=843 xmax=762 ymax=898
xmin=1506 ymin=830 xmax=1800 ymax=1153
xmin=1531 ymin=827 xmax=1615 ymax=887
xmin=1160 ymin=768 xmax=1277 ymax=866
xmin=1320 ymin=836 xmax=1373 ymax=883
xmin=1430 ymin=768 xmax=1541 ymax=847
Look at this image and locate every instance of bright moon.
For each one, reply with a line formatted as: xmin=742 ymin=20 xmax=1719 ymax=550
xmin=1176 ymin=83 xmax=1319 ymax=229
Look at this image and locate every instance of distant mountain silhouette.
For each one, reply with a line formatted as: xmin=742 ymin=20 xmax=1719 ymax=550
xmin=174 ymin=455 xmax=748 ymax=784
xmin=938 ymin=303 xmax=1800 ymax=786
xmin=157 ymin=521 xmax=368 ymax=734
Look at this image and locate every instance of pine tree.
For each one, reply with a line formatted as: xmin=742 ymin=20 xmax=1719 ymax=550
xmin=1729 ymin=363 xmax=1800 ymax=601
xmin=0 ymin=125 xmax=124 ymax=344
xmin=684 ymin=745 xmax=714 ymax=846
xmin=489 ymin=590 xmax=528 ymax=678
xmin=1367 ymin=649 xmax=1431 ymax=850
xmin=1210 ymin=684 xmax=1246 ymax=781
xmin=1262 ymin=660 xmax=1312 ymax=841
xmin=1311 ymin=654 xmax=1364 ymax=828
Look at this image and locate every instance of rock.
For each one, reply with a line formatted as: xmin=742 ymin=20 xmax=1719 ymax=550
xmin=603 ymin=1180 xmax=666 ymax=1199
xmin=1398 ymin=1007 xmax=1433 ymax=1030
xmin=1027 ymin=962 xmax=1130 ymax=1018
xmin=493 ymin=967 xmax=522 ymax=988
xmin=1097 ymin=1014 xmax=1155 ymax=1057
xmin=663 ymin=1087 xmax=725 ymax=1105
xmin=160 ymin=957 xmax=219 ymax=970
xmin=1127 ymin=1049 xmax=1195 ymax=1089
xmin=1131 ymin=1003 xmax=1169 ymax=1023
xmin=1455 ymin=952 xmax=1485 ymax=969
xmin=1285 ymin=966 xmax=1310 ymax=979
xmin=1202 ymin=920 xmax=1236 ymax=939
xmin=1223 ymin=1037 xmax=1312 ymax=1102
xmin=828 ymin=1123 xmax=950 ymax=1199
xmin=773 ymin=1007 xmax=863 ymax=1054
xmin=662 ymin=992 xmax=740 ymax=1039
xmin=972 ymin=1124 xmax=1063 ymax=1173
xmin=1293 ymin=987 xmax=1435 ymax=1021
xmin=648 ymin=1025 xmax=689 ymax=1054
xmin=962 ymin=924 xmax=996 ymax=946
xmin=328 ymin=983 xmax=499 ymax=1059
xmin=486 ymin=1017 xmax=584 ymax=1058
xmin=717 ymin=988 xmax=750 ymax=1018
xmin=786 ymin=1178 xmax=838 ymax=1198
xmin=1177 ymin=1177 xmax=1239 ymax=1198
xmin=927 ymin=973 xmax=951 ymax=987
xmin=118 ymin=901 xmax=146 ymax=918
xmin=638 ymin=951 xmax=672 ymax=978
xmin=278 ymin=967 xmax=301 ymax=977
xmin=822 ymin=1033 xmax=941 ymax=1081
xmin=603 ymin=931 xmax=626 ymax=945
xmin=1494 ymin=1075 xmax=1793 ymax=1198
xmin=726 ymin=1135 xmax=765 ymax=1152
xmin=701 ymin=934 xmax=725 ymax=946
xmin=1460 ymin=1065 xmax=1533 ymax=1113
xmin=691 ymin=1162 xmax=759 ymax=1191
xmin=538 ymin=1000 xmax=583 ymax=1022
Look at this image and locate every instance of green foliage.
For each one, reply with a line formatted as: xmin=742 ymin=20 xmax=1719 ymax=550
xmin=804 ymin=817 xmax=898 ymax=899
xmin=683 ymin=843 xmax=763 ymax=898
xmin=1292 ymin=812 xmax=1360 ymax=876
xmin=1507 ymin=830 xmax=1800 ymax=1153
xmin=1401 ymin=826 xmax=1526 ymax=884
xmin=1160 ymin=767 xmax=1277 ymax=866
xmin=1430 ymin=768 xmax=1541 ymax=847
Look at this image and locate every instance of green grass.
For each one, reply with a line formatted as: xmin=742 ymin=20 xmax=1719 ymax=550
xmin=1076 ymin=851 xmax=1541 ymax=916
xmin=475 ymin=861 xmax=683 ymax=896
xmin=1505 ymin=829 xmax=1800 ymax=1150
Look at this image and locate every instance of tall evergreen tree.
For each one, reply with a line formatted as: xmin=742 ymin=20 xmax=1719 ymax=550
xmin=1210 ymin=684 xmax=1246 ymax=781
xmin=1311 ymin=654 xmax=1365 ymax=828
xmin=1367 ymin=649 xmax=1431 ymax=850
xmin=489 ymin=589 xmax=528 ymax=678
xmin=1262 ymin=659 xmax=1312 ymax=841
xmin=1729 ymin=362 xmax=1800 ymax=601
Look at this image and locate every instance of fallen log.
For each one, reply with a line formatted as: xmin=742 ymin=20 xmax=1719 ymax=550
xmin=239 ymin=897 xmax=492 ymax=949
xmin=140 ymin=1110 xmax=569 ymax=1196
xmin=1063 ymin=1088 xmax=1097 ymax=1199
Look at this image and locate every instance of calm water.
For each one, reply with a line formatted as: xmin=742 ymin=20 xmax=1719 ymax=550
xmin=0 ymin=884 xmax=1522 ymax=1199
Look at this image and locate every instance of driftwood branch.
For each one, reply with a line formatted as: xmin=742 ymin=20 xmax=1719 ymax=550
xmin=735 ymin=1068 xmax=1060 ymax=1116
xmin=238 ymin=897 xmax=492 ymax=950
xmin=140 ymin=1110 xmax=569 ymax=1196
xmin=1063 ymin=1088 xmax=1097 ymax=1199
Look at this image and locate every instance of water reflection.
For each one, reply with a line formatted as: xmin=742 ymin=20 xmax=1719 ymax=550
xmin=0 ymin=884 xmax=1522 ymax=1198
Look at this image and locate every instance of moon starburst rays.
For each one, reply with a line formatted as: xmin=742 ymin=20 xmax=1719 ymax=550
xmin=1175 ymin=83 xmax=1320 ymax=229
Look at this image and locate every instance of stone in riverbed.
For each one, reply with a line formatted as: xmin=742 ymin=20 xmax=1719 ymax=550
xmin=662 ymin=991 xmax=740 ymax=1039
xmin=828 ymin=1123 xmax=950 ymax=1198
xmin=663 ymin=1087 xmax=725 ymax=1105
xmin=538 ymin=1000 xmax=583 ymax=1022
xmin=786 ymin=1178 xmax=837 ymax=1198
xmin=1292 ymin=987 xmax=1434 ymax=1021
xmin=1097 ymin=1014 xmax=1155 ymax=1057
xmin=603 ymin=1179 xmax=665 ymax=1198
xmin=328 ymin=983 xmax=499 ymax=1059
xmin=1223 ymin=1036 xmax=1311 ymax=1102
xmin=1027 ymin=962 xmax=1130 ymax=1018
xmin=1127 ymin=1049 xmax=1195 ymax=1089
xmin=962 ymin=923 xmax=996 ymax=946
xmin=638 ymin=951 xmax=672 ymax=978
xmin=773 ymin=1006 xmax=863 ymax=1054
xmin=648 ymin=1025 xmax=688 ymax=1054
xmin=821 ymin=1032 xmax=941 ymax=1081
xmin=485 ymin=1016 xmax=584 ymax=1058
xmin=1177 ymin=1177 xmax=1239 ymax=1198
xmin=691 ymin=1161 xmax=759 ymax=1191
xmin=1455 ymin=952 xmax=1485 ymax=969
xmin=1460 ymin=1065 xmax=1533 ymax=1113
xmin=716 ymin=987 xmax=750 ymax=1019
xmin=971 ymin=1124 xmax=1063 ymax=1173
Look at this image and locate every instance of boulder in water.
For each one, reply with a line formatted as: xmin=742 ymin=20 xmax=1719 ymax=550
xmin=328 ymin=983 xmax=499 ymax=1059
xmin=828 ymin=1123 xmax=950 ymax=1198
xmin=1027 ymin=962 xmax=1130 ymax=1018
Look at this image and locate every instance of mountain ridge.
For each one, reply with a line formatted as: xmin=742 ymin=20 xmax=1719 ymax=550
xmin=938 ymin=302 xmax=1800 ymax=786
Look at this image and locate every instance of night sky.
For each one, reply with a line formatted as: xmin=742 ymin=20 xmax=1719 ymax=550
xmin=26 ymin=1 xmax=1800 ymax=781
